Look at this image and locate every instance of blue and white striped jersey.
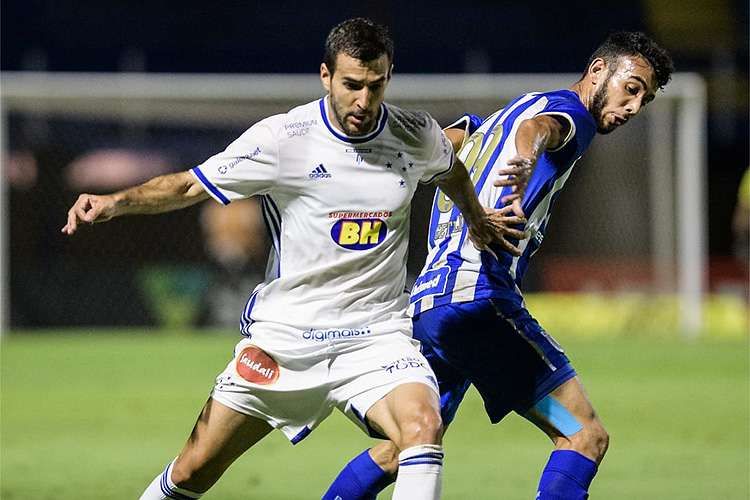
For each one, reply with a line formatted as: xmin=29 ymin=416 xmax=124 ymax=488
xmin=409 ymin=90 xmax=596 ymax=316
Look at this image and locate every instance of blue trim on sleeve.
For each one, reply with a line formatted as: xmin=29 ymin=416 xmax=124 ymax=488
xmin=191 ymin=166 xmax=231 ymax=205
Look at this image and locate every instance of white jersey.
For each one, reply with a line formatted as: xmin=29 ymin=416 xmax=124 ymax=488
xmin=192 ymin=96 xmax=454 ymax=345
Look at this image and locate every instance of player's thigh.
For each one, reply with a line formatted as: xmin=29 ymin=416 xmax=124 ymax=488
xmin=365 ymin=382 xmax=443 ymax=448
xmin=521 ymin=376 xmax=608 ymax=460
xmin=415 ymin=299 xmax=574 ymax=424
xmin=172 ymin=397 xmax=274 ymax=490
xmin=413 ymin=312 xmax=472 ymax=429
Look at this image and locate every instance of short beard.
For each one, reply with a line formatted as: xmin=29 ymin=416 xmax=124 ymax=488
xmin=590 ymin=71 xmax=615 ymax=134
xmin=330 ymin=97 xmax=369 ymax=137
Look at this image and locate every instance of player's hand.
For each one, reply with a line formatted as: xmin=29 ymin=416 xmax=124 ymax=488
xmin=467 ymin=205 xmax=527 ymax=256
xmin=494 ymin=155 xmax=536 ymax=218
xmin=61 ymin=193 xmax=118 ymax=235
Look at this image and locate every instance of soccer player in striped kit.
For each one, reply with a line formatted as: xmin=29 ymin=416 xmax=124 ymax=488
xmin=324 ymin=32 xmax=673 ymax=500
xmin=62 ymin=18 xmax=526 ymax=500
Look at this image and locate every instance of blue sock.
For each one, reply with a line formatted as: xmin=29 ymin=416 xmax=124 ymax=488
xmin=537 ymin=450 xmax=598 ymax=500
xmin=322 ymin=448 xmax=394 ymax=500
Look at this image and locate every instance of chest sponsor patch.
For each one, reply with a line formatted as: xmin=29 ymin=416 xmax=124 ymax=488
xmin=235 ymin=346 xmax=280 ymax=385
xmin=331 ymin=218 xmax=388 ymax=250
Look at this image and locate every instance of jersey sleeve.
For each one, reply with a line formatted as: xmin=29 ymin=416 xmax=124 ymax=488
xmin=191 ymin=115 xmax=282 ymax=204
xmin=536 ymin=94 xmax=596 ymax=155
xmin=419 ymin=117 xmax=456 ymax=184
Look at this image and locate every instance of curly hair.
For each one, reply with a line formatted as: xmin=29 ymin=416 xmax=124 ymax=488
xmin=584 ymin=31 xmax=674 ymax=90
xmin=323 ymin=18 xmax=394 ymax=74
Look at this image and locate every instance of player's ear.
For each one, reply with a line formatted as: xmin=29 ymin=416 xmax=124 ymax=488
xmin=588 ymin=58 xmax=607 ymax=86
xmin=387 ymin=63 xmax=394 ymax=80
xmin=320 ymin=63 xmax=332 ymax=92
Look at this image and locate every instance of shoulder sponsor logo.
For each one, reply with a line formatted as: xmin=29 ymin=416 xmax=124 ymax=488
xmin=235 ymin=345 xmax=279 ymax=385
xmin=285 ymin=119 xmax=318 ymax=138
xmin=217 ymin=147 xmax=262 ymax=174
xmin=331 ymin=218 xmax=388 ymax=250
xmin=302 ymin=326 xmax=373 ymax=342
xmin=309 ymin=164 xmax=331 ymax=179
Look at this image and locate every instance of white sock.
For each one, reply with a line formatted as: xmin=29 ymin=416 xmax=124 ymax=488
xmin=139 ymin=459 xmax=203 ymax=500
xmin=392 ymin=444 xmax=443 ymax=500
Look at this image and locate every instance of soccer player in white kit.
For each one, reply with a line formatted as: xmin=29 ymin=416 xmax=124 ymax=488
xmin=62 ymin=18 xmax=525 ymax=500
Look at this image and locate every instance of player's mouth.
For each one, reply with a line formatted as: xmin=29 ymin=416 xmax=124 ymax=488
xmin=349 ymin=113 xmax=369 ymax=124
xmin=611 ymin=114 xmax=627 ymax=127
xmin=347 ymin=113 xmax=372 ymax=132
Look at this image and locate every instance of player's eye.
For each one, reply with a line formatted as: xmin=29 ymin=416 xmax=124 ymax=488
xmin=627 ymin=85 xmax=639 ymax=95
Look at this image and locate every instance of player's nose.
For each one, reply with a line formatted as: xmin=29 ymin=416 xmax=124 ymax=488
xmin=625 ymin=99 xmax=642 ymax=116
xmin=355 ymin=88 xmax=373 ymax=110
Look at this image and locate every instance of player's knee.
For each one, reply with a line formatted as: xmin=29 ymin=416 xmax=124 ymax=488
xmin=588 ymin=421 xmax=610 ymax=460
xmin=568 ymin=420 xmax=609 ymax=463
xmin=170 ymin=453 xmax=213 ymax=492
xmin=169 ymin=458 xmax=194 ymax=488
xmin=397 ymin=407 xmax=442 ymax=448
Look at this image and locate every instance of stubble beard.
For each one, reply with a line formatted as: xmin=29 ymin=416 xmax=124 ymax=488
xmin=590 ymin=73 xmax=616 ymax=135
xmin=330 ymin=97 xmax=370 ymax=137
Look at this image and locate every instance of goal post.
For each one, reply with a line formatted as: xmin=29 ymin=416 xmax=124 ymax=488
xmin=0 ymin=71 xmax=708 ymax=336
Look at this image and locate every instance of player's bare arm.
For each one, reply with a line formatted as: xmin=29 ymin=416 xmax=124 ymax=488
xmin=436 ymin=158 xmax=526 ymax=255
xmin=495 ymin=115 xmax=570 ymax=210
xmin=62 ymin=171 xmax=209 ymax=235
xmin=443 ymin=128 xmax=466 ymax=152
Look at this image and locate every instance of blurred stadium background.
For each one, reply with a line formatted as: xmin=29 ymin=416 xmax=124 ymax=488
xmin=1 ymin=1 xmax=748 ymax=499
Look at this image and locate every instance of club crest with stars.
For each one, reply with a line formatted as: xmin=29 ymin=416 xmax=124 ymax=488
xmin=385 ymin=151 xmax=414 ymax=188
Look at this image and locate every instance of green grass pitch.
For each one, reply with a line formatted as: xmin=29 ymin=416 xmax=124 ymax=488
xmin=1 ymin=331 xmax=748 ymax=499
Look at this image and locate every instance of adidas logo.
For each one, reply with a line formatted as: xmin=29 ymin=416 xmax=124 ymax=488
xmin=309 ymin=164 xmax=332 ymax=179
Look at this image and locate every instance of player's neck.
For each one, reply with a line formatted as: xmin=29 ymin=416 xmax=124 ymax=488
xmin=569 ymin=81 xmax=591 ymax=111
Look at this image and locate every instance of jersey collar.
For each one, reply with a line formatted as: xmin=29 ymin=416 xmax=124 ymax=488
xmin=319 ymin=96 xmax=388 ymax=144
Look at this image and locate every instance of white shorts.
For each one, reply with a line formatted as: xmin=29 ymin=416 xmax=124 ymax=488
xmin=211 ymin=326 xmax=439 ymax=444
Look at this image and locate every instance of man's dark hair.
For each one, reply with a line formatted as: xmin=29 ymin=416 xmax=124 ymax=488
xmin=584 ymin=31 xmax=674 ymax=90
xmin=323 ymin=18 xmax=394 ymax=73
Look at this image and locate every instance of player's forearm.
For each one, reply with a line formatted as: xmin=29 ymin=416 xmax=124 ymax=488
xmin=436 ymin=160 xmax=485 ymax=228
xmin=111 ymin=171 xmax=209 ymax=216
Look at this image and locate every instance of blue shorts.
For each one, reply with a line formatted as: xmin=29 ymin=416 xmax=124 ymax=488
xmin=412 ymin=298 xmax=576 ymax=425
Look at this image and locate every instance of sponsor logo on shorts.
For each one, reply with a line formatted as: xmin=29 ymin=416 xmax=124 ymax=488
xmin=302 ymin=326 xmax=373 ymax=342
xmin=236 ymin=346 xmax=280 ymax=385
xmin=381 ymin=356 xmax=427 ymax=374
xmin=330 ymin=218 xmax=388 ymax=250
